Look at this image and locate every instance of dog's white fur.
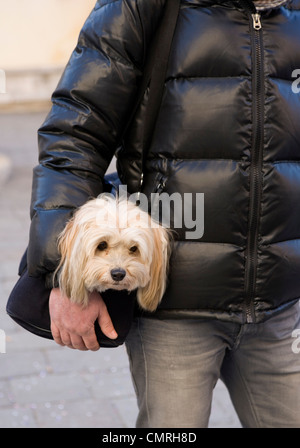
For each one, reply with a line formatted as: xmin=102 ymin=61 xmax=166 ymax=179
xmin=54 ymin=195 xmax=171 ymax=312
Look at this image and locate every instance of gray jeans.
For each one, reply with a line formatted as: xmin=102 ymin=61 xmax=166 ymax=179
xmin=125 ymin=302 xmax=300 ymax=428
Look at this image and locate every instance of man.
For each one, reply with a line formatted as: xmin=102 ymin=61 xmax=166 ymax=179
xmin=27 ymin=0 xmax=300 ymax=427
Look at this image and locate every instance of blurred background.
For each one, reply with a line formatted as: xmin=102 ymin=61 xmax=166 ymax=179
xmin=0 ymin=0 xmax=96 ymax=111
xmin=0 ymin=0 xmax=241 ymax=428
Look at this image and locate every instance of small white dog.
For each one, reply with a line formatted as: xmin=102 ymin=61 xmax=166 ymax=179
xmin=54 ymin=194 xmax=171 ymax=312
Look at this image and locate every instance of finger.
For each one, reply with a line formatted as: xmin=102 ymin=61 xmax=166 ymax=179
xmin=60 ymin=330 xmax=73 ymax=348
xmin=98 ymin=299 xmax=118 ymax=340
xmin=82 ymin=328 xmax=100 ymax=351
xmin=51 ymin=321 xmax=64 ymax=347
xmin=70 ymin=334 xmax=89 ymax=351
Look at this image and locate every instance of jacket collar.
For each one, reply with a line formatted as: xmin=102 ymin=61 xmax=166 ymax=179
xmin=253 ymin=0 xmax=290 ymax=10
xmin=188 ymin=0 xmax=291 ymax=8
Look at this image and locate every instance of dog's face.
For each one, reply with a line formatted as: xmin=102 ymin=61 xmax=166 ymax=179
xmin=80 ymin=216 xmax=157 ymax=295
xmin=55 ymin=195 xmax=170 ymax=312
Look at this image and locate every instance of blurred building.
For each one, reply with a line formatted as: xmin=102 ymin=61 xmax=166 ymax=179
xmin=0 ymin=0 xmax=96 ymax=111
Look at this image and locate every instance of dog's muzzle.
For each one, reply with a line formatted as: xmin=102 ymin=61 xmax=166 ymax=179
xmin=110 ymin=268 xmax=126 ymax=282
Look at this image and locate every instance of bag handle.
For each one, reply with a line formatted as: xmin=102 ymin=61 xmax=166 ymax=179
xmin=120 ymin=0 xmax=180 ymax=196
xmin=140 ymin=0 xmax=181 ymax=192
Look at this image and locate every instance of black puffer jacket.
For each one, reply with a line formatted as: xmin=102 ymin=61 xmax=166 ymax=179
xmin=28 ymin=0 xmax=300 ymax=324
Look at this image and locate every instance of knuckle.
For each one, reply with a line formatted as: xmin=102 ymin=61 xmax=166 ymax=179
xmin=51 ymin=326 xmax=60 ymax=339
xmin=73 ymin=343 xmax=88 ymax=351
xmin=78 ymin=325 xmax=93 ymax=338
xmin=87 ymin=342 xmax=100 ymax=351
xmin=53 ymin=338 xmax=64 ymax=346
xmin=61 ymin=338 xmax=71 ymax=346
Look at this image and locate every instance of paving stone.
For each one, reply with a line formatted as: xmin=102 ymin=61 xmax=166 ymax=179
xmin=0 ymin=380 xmax=14 ymax=407
xmin=112 ymin=396 xmax=138 ymax=428
xmin=0 ymin=308 xmax=17 ymax=333
xmin=0 ymin=406 xmax=37 ymax=428
xmin=9 ymin=372 xmax=91 ymax=405
xmin=46 ymin=345 xmax=130 ymax=374
xmin=83 ymin=369 xmax=135 ymax=400
xmin=34 ymin=398 xmax=124 ymax=428
xmin=3 ymin=328 xmax=55 ymax=352
xmin=0 ymin=351 xmax=48 ymax=380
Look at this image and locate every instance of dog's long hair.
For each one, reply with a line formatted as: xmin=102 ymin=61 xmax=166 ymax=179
xmin=54 ymin=195 xmax=171 ymax=312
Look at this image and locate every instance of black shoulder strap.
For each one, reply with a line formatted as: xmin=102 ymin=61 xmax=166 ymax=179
xmin=140 ymin=0 xmax=180 ymax=190
xmin=121 ymin=0 xmax=180 ymax=193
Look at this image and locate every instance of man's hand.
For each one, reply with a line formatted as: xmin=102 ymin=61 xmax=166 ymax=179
xmin=49 ymin=288 xmax=118 ymax=351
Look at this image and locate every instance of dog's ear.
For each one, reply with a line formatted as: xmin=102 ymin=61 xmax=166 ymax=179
xmin=137 ymin=225 xmax=170 ymax=312
xmin=54 ymin=215 xmax=89 ymax=307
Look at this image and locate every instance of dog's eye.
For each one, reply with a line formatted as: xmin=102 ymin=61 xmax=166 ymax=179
xmin=97 ymin=241 xmax=108 ymax=251
xmin=129 ymin=245 xmax=138 ymax=253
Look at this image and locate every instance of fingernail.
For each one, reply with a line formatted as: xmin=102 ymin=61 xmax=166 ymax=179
xmin=110 ymin=330 xmax=118 ymax=339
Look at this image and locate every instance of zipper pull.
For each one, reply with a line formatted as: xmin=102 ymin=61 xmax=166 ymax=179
xmin=154 ymin=174 xmax=167 ymax=194
xmin=136 ymin=172 xmax=144 ymax=206
xmin=155 ymin=179 xmax=166 ymax=194
xmin=252 ymin=13 xmax=262 ymax=30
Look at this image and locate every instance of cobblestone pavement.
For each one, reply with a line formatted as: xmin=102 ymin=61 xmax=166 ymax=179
xmin=0 ymin=111 xmax=241 ymax=428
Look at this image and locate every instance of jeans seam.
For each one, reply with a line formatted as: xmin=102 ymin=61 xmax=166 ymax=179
xmin=137 ymin=318 xmax=151 ymax=427
xmin=125 ymin=344 xmax=139 ymax=400
xmin=231 ymin=324 xmax=246 ymax=351
xmin=228 ymin=354 xmax=261 ymax=428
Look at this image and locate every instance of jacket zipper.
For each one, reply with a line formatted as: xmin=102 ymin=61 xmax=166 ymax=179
xmin=241 ymin=1 xmax=264 ymax=323
xmin=154 ymin=173 xmax=168 ymax=194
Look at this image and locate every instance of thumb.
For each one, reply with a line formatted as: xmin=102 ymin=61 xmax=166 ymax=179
xmin=98 ymin=297 xmax=118 ymax=340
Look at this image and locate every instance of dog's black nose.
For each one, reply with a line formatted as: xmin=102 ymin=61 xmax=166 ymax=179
xmin=110 ymin=268 xmax=126 ymax=282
